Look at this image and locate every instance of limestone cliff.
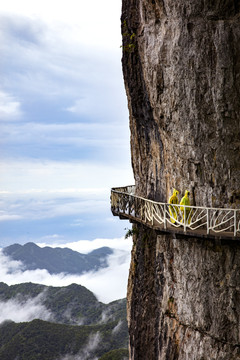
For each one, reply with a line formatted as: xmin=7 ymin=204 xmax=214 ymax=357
xmin=122 ymin=0 xmax=240 ymax=207
xmin=121 ymin=1 xmax=240 ymax=359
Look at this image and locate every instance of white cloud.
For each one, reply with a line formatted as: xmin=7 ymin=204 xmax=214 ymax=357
xmin=0 ymin=0 xmax=122 ymax=49
xmin=1 ymin=121 xmax=130 ymax=148
xmin=0 ymin=158 xmax=133 ymax=224
xmin=0 ymin=213 xmax=22 ymax=221
xmin=0 ymin=292 xmax=53 ymax=324
xmin=72 ymin=249 xmax=131 ymax=302
xmin=65 ymin=84 xmax=127 ymax=121
xmin=0 ymin=3 xmax=124 ymax=104
xmin=0 ymin=90 xmax=22 ymax=120
xmin=112 ymin=320 xmax=123 ymax=334
xmin=38 ymin=237 xmax=132 ymax=254
xmin=0 ymin=196 xmax=85 ymax=222
xmin=0 ymin=159 xmax=133 ymax=194
xmin=62 ymin=307 xmax=85 ymax=326
xmin=0 ymin=238 xmax=132 ymax=303
xmin=0 ymin=0 xmax=132 ymax=244
xmin=57 ymin=332 xmax=100 ymax=360
xmin=100 ymin=309 xmax=112 ymax=324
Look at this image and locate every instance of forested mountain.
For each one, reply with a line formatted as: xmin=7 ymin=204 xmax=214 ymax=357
xmin=0 ymin=319 xmax=128 ymax=360
xmin=0 ymin=282 xmax=128 ymax=359
xmin=0 ymin=282 xmax=126 ymax=325
xmin=3 ymin=242 xmax=113 ymax=274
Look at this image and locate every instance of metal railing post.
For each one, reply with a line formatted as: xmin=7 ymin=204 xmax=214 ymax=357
xmin=184 ymin=206 xmax=186 ymax=233
xmin=207 ymin=208 xmax=209 ymax=235
xmin=234 ymin=210 xmax=237 ymax=237
xmin=135 ymin=196 xmax=137 ymax=219
xmin=152 ymin=203 xmax=154 ymax=226
xmin=164 ymin=203 xmax=166 ymax=229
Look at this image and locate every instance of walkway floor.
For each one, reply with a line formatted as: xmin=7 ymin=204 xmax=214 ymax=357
xmin=112 ymin=210 xmax=239 ymax=241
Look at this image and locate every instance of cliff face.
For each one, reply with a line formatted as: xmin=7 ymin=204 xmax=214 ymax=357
xmin=121 ymin=1 xmax=240 ymax=359
xmin=128 ymin=228 xmax=240 ymax=359
xmin=122 ymin=0 xmax=240 ymax=207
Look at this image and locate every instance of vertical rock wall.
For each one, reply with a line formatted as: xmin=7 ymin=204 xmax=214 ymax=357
xmin=128 ymin=226 xmax=240 ymax=359
xmin=121 ymin=0 xmax=240 ymax=359
xmin=122 ymin=0 xmax=240 ymax=207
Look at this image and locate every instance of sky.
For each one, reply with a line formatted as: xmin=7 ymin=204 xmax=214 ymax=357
xmin=0 ymin=0 xmax=134 ymax=246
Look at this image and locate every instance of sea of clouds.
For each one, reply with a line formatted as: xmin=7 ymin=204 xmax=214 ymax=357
xmin=0 ymin=237 xmax=132 ymax=324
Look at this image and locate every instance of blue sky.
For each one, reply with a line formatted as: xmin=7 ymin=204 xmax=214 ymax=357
xmin=0 ymin=0 xmax=134 ymax=246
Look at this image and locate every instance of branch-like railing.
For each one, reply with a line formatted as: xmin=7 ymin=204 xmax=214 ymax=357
xmin=111 ymin=186 xmax=240 ymax=238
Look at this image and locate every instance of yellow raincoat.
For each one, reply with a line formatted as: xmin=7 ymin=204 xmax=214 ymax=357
xmin=180 ymin=190 xmax=191 ymax=224
xmin=168 ymin=189 xmax=179 ymax=223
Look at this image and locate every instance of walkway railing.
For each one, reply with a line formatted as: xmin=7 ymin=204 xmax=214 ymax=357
xmin=111 ymin=186 xmax=240 ymax=238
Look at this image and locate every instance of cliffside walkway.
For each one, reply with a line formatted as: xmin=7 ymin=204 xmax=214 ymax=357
xmin=111 ymin=186 xmax=240 ymax=239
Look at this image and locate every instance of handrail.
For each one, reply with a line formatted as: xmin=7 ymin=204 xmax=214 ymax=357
xmin=111 ymin=186 xmax=240 ymax=238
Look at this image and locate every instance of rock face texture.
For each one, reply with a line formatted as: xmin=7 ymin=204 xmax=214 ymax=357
xmin=128 ymin=227 xmax=240 ymax=359
xmin=122 ymin=0 xmax=240 ymax=207
xmin=121 ymin=0 xmax=240 ymax=359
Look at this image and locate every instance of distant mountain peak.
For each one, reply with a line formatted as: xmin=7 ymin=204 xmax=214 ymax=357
xmin=3 ymin=242 xmax=114 ymax=275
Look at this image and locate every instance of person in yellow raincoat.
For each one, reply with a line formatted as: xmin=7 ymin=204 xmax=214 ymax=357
xmin=180 ymin=190 xmax=191 ymax=224
xmin=168 ymin=189 xmax=179 ymax=223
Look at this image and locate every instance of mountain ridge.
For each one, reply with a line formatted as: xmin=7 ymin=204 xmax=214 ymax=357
xmin=2 ymin=242 xmax=113 ymax=275
xmin=0 ymin=282 xmax=128 ymax=359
